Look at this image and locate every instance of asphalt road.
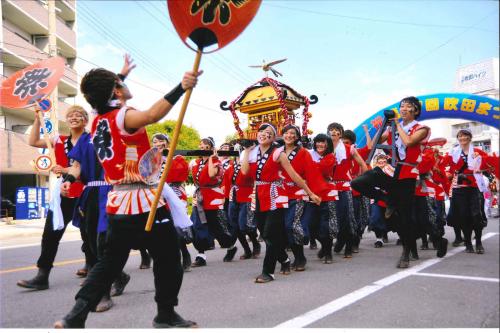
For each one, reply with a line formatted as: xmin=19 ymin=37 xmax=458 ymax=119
xmin=0 ymin=220 xmax=498 ymax=329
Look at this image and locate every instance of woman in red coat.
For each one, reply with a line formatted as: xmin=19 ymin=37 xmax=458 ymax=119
xmin=308 ymin=133 xmax=339 ymax=263
xmin=445 ymin=129 xmax=487 ymax=254
xmin=241 ymin=123 xmax=321 ymax=283
xmin=190 ymin=137 xmax=237 ymax=267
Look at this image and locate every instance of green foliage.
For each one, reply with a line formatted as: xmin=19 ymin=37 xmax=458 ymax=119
xmin=224 ymin=132 xmax=239 ymax=144
xmin=146 ymin=120 xmax=199 ymax=185
xmin=146 ymin=120 xmax=201 ymax=150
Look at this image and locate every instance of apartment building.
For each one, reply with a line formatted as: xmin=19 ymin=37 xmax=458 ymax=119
xmin=424 ymin=58 xmax=499 ymax=153
xmin=1 ymin=0 xmax=77 ymax=206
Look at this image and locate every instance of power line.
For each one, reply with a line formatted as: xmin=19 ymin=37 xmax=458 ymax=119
xmin=77 ymin=3 xmax=174 ymax=82
xmin=142 ymin=1 xmax=252 ymax=86
xmin=148 ymin=0 xmax=255 ymax=83
xmin=264 ymin=3 xmax=498 ymax=32
xmin=75 ymin=56 xmax=227 ymax=116
xmin=77 ymin=2 xmax=177 ymax=84
xmin=2 ymin=42 xmax=79 ymax=84
xmin=392 ymin=11 xmax=497 ymax=76
xmin=2 ymin=41 xmax=226 ymax=116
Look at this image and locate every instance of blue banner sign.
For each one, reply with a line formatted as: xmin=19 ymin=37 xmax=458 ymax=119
xmin=354 ymin=93 xmax=499 ymax=147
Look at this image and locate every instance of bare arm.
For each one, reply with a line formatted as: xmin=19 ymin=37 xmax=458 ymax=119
xmin=240 ymin=146 xmax=254 ymax=175
xmin=207 ymin=155 xmax=219 ymax=178
xmin=124 ymin=71 xmax=201 ymax=130
xmin=396 ymin=123 xmax=429 ymax=147
xmin=278 ymin=153 xmax=321 ymax=204
xmin=28 ymin=110 xmax=47 ymax=148
xmin=352 ymin=148 xmax=368 ymax=173
xmin=363 ymin=124 xmax=373 ymax=149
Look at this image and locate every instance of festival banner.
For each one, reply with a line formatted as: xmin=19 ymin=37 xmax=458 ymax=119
xmin=354 ymin=93 xmax=500 ymax=147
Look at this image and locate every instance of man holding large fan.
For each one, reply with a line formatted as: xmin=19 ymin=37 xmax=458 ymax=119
xmin=54 ymin=68 xmax=201 ymax=328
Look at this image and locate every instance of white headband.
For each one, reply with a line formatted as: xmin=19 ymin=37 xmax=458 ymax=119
xmin=203 ymin=137 xmax=215 ymax=147
xmin=259 ymin=123 xmax=277 ymax=136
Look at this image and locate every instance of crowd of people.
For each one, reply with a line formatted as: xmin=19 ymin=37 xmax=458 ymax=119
xmin=14 ymin=57 xmax=499 ymax=328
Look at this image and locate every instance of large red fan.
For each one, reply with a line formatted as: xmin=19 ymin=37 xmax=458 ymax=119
xmin=0 ymin=57 xmax=65 ymax=109
xmin=168 ymin=0 xmax=261 ymax=53
xmin=146 ymin=0 xmax=262 ymax=231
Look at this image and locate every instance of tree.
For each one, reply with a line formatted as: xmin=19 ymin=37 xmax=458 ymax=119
xmin=224 ymin=132 xmax=239 ymax=144
xmin=146 ymin=120 xmax=201 ymax=150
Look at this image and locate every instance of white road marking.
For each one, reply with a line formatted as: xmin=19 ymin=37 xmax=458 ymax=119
xmin=413 ymin=272 xmax=499 ymax=283
xmin=276 ymin=232 xmax=498 ymax=328
xmin=0 ymin=239 xmax=78 ymax=250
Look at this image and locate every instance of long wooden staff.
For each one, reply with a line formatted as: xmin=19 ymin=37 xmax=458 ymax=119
xmin=145 ymin=49 xmax=202 ymax=231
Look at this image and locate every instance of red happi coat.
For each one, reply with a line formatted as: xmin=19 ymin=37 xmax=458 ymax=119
xmin=283 ymin=147 xmax=308 ymax=200
xmin=166 ymin=155 xmax=189 ymax=202
xmin=54 ymin=135 xmax=84 ymax=198
xmin=224 ymin=162 xmax=254 ymax=203
xmin=442 ymin=147 xmax=486 ymax=190
xmin=387 ymin=122 xmax=429 ymax=180
xmin=191 ymin=156 xmax=225 ymax=210
xmin=333 ymin=142 xmax=354 ymax=192
xmin=248 ymin=146 xmax=288 ymax=212
xmin=91 ymin=107 xmax=164 ymax=215
xmin=415 ymin=148 xmax=435 ymax=197
xmin=431 ymin=156 xmax=449 ymax=201
xmin=222 ymin=159 xmax=234 ymax=200
xmin=309 ymin=150 xmax=338 ymax=202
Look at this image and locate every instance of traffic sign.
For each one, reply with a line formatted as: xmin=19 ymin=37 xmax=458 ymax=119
xmin=39 ymin=119 xmax=53 ymax=134
xmin=35 ymin=155 xmax=53 ymax=171
xmin=38 ymin=98 xmax=52 ymax=112
xmin=38 ymin=148 xmax=49 ymax=155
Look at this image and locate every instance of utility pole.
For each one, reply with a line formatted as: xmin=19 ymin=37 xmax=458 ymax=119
xmin=48 ymin=0 xmax=59 ymax=134
xmin=47 ymin=0 xmax=59 ymax=191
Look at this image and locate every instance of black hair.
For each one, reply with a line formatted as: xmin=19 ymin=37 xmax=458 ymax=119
xmin=80 ymin=68 xmax=119 ymax=115
xmin=282 ymin=124 xmax=301 ymax=145
xmin=313 ymin=133 xmax=333 ymax=155
xmin=258 ymin=123 xmax=277 ymax=136
xmin=201 ymin=137 xmax=215 ymax=149
xmin=220 ymin=142 xmax=233 ymax=150
xmin=399 ymin=96 xmax=422 ymax=119
xmin=327 ymin=122 xmax=344 ymax=136
xmin=152 ymin=133 xmax=169 ymax=143
xmin=456 ymin=129 xmax=473 ymax=139
xmin=342 ymin=130 xmax=356 ymax=144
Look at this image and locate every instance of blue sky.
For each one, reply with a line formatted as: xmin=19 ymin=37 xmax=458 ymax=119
xmin=75 ymin=0 xmax=499 ymax=144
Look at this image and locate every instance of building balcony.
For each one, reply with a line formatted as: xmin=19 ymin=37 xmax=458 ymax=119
xmin=56 ymin=0 xmax=76 ymax=22
xmin=1 ymin=99 xmax=75 ymax=131
xmin=2 ymin=26 xmax=78 ymax=96
xmin=0 ymin=129 xmax=48 ymax=175
xmin=2 ymin=0 xmax=76 ymax=58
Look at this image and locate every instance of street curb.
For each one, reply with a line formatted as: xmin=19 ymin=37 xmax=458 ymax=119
xmin=0 ymin=219 xmax=80 ymax=242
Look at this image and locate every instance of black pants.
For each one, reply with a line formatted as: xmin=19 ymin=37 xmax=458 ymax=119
xmin=76 ymin=207 xmax=183 ymax=311
xmin=447 ymin=187 xmax=485 ymax=247
xmin=254 ymin=197 xmax=287 ymax=275
xmin=79 ymin=188 xmax=99 ymax=268
xmin=37 ymin=196 xmax=77 ymax=269
xmin=352 ymin=168 xmax=417 ymax=248
xmin=192 ymin=209 xmax=235 ymax=252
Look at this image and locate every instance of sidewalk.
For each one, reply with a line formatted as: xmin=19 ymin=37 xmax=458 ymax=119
xmin=0 ymin=217 xmax=80 ymax=242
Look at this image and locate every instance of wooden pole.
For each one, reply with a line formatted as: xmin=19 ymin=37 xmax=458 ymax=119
xmin=145 ymin=48 xmax=202 ymax=231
